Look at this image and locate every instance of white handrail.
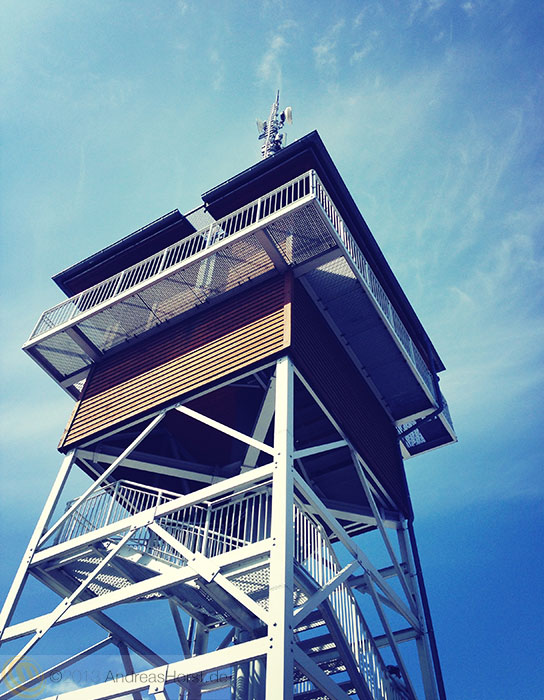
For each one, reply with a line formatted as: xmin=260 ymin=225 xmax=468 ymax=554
xmin=293 ymin=504 xmax=406 ymax=700
xmin=55 ymin=479 xmax=273 ymax=566
xmin=28 ymin=172 xmax=313 ymax=340
xmin=313 ymin=173 xmax=436 ymax=401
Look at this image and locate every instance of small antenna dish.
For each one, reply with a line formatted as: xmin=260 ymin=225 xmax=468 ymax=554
xmin=257 ymin=92 xmax=293 ymax=159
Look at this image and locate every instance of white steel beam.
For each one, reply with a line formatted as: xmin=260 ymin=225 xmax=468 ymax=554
xmin=32 ymin=463 xmax=274 ymax=566
xmin=169 ymin=600 xmax=191 ymax=659
xmin=350 ymin=448 xmax=416 ymax=611
xmin=255 ymin=228 xmax=289 ymax=271
xmin=293 ymin=439 xmax=347 ymax=460
xmin=2 ymin=564 xmax=195 ymax=643
xmin=397 ymin=521 xmax=440 ymax=700
xmin=40 ymin=412 xmax=167 ymax=546
xmin=65 ymin=326 xmax=101 ymax=361
xmin=318 ymin=599 xmax=374 ymax=700
xmin=243 ymin=374 xmax=276 ymax=469
xmin=5 ymin=539 xmax=272 ymax=644
xmin=0 ymin=636 xmax=112 ymax=700
xmin=293 ymin=560 xmax=359 ymax=626
xmin=148 ymin=523 xmax=269 ymax=625
xmin=116 ymin=641 xmax=144 ymax=700
xmin=0 ymin=528 xmax=135 ymax=682
xmin=293 ymin=472 xmax=421 ymax=632
xmin=39 ymin=638 xmax=269 ymax=700
xmin=266 ymin=356 xmax=295 ymax=699
xmin=30 ymin=568 xmax=191 ymax=693
xmin=76 ymin=449 xmax=216 ymax=484
xmin=373 ymin=627 xmax=419 ymax=649
xmin=293 ymin=646 xmax=350 ymax=700
xmin=293 ymin=367 xmax=397 ymax=511
xmin=366 ymin=575 xmax=418 ymax=700
xmin=175 ymin=405 xmax=275 ymax=456
xmin=0 ymin=450 xmax=76 ymax=639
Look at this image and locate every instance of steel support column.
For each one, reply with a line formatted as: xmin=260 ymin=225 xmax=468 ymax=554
xmin=266 ymin=356 xmax=295 ymax=699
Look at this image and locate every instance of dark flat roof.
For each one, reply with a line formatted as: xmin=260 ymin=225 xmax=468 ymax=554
xmin=53 ymin=210 xmax=196 ymax=296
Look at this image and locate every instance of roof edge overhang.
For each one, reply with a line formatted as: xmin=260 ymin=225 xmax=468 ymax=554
xmin=52 ymin=210 xmax=196 ymax=297
xmin=202 ymin=130 xmax=445 ymax=372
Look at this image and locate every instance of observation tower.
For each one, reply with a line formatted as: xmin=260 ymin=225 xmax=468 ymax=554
xmin=1 ymin=106 xmax=456 ymax=700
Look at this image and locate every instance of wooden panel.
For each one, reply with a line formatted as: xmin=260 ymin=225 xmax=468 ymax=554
xmin=60 ymin=276 xmax=291 ymax=449
xmin=291 ymin=281 xmax=409 ymax=514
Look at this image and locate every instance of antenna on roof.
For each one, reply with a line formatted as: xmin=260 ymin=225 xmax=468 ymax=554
xmin=256 ymin=91 xmax=293 ymax=159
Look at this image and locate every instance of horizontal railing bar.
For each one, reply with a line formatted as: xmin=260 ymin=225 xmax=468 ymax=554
xmin=27 ymin=172 xmax=313 ymax=343
xmin=312 ymin=172 xmax=438 ymax=406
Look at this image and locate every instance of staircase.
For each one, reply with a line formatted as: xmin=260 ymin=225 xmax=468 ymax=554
xmin=44 ymin=478 xmax=409 ymax=699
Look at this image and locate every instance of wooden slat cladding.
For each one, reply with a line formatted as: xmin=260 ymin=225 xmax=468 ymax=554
xmin=60 ymin=276 xmax=291 ymax=449
xmin=291 ymin=281 xmax=409 ymax=514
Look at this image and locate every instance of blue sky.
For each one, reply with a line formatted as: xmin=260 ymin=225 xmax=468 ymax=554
xmin=1 ymin=1 xmax=543 ymax=698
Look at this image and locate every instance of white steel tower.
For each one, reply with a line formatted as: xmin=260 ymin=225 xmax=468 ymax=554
xmin=1 ymin=129 xmax=455 ymax=700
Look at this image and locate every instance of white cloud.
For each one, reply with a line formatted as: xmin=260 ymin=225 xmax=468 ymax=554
xmin=408 ymin=0 xmax=448 ymax=24
xmin=350 ymin=31 xmax=380 ymax=64
xmin=177 ymin=0 xmax=191 ymax=15
xmin=313 ymin=19 xmax=345 ymax=74
xmin=258 ymin=34 xmax=287 ymax=84
xmin=209 ymin=49 xmax=225 ymax=91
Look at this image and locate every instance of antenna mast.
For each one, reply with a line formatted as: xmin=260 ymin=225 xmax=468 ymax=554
xmin=257 ymin=91 xmax=293 ymax=159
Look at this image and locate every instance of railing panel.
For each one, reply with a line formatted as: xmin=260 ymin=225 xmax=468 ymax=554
xmin=294 ymin=503 xmax=406 ymax=700
xmin=29 ymin=172 xmax=313 ymax=342
xmin=54 ymin=479 xmax=273 ymax=569
xmin=313 ymin=173 xmax=437 ymax=403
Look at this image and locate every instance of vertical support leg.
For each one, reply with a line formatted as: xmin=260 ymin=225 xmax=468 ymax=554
xmin=187 ymin=623 xmax=209 ymax=700
xmin=116 ymin=641 xmax=144 ymax=700
xmin=252 ymin=657 xmax=266 ymax=700
xmin=266 ymin=356 xmax=294 ymax=699
xmin=233 ymin=630 xmax=250 ymax=700
xmin=397 ymin=521 xmax=440 ymax=700
xmin=0 ymin=450 xmax=76 ymax=638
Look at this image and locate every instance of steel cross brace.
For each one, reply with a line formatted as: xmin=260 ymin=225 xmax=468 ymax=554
xmin=148 ymin=522 xmax=269 ymax=625
xmin=293 ymin=472 xmax=421 ymax=632
xmin=3 ymin=539 xmax=272 ymax=644
xmin=350 ymin=447 xmax=417 ymax=612
xmin=0 ymin=636 xmax=113 ymax=700
xmin=40 ymin=411 xmax=167 ymax=546
xmin=0 ymin=450 xmax=76 ymax=639
xmin=0 ymin=528 xmax=135 ymax=684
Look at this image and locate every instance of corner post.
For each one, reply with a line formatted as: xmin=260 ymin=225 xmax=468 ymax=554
xmin=266 ymin=356 xmax=295 ymax=699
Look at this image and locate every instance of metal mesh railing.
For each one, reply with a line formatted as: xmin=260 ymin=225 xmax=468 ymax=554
xmin=29 ymin=172 xmax=313 ymax=340
xmin=294 ymin=504 xmax=406 ymax=700
xmin=28 ymin=169 xmax=438 ymax=408
xmin=313 ymin=175 xmax=436 ymax=401
xmin=55 ymin=479 xmax=273 ymax=567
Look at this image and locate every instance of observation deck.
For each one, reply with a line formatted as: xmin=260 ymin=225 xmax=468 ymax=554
xmin=24 ymin=146 xmax=455 ymax=458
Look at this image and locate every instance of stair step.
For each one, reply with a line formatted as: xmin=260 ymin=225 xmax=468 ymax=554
xmin=294 ymin=609 xmax=325 ymax=633
xmin=295 ymin=679 xmax=355 ymax=700
xmin=294 ymin=633 xmax=347 ymax=683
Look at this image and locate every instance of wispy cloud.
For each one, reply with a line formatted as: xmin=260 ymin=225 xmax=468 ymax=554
xmin=258 ymin=34 xmax=287 ymax=83
xmin=350 ymin=30 xmax=380 ymax=65
xmin=256 ymin=20 xmax=297 ymax=85
xmin=408 ymin=0 xmax=448 ymax=24
xmin=177 ymin=0 xmax=191 ymax=15
xmin=209 ymin=48 xmax=225 ymax=91
xmin=313 ymin=19 xmax=345 ymax=74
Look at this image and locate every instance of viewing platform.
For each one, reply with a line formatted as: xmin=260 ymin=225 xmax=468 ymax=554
xmin=24 ymin=169 xmax=455 ymax=458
